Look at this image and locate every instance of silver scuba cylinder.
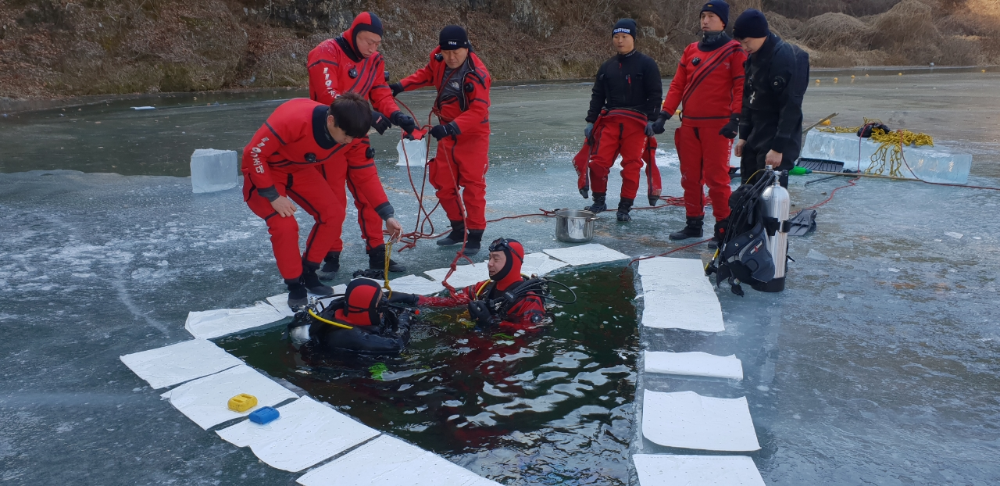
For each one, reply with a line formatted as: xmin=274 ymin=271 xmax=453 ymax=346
xmin=757 ymin=169 xmax=790 ymax=292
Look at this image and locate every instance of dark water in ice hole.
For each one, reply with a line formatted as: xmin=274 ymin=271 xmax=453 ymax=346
xmin=218 ymin=267 xmax=639 ymax=485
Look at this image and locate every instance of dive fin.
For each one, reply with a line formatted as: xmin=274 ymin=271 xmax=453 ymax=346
xmin=787 ymin=209 xmax=817 ymax=236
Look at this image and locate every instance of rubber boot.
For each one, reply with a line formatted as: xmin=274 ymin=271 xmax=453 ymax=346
xmin=708 ymin=219 xmax=728 ymax=250
xmin=616 ymin=198 xmax=633 ymax=222
xmin=669 ymin=216 xmax=704 ymax=241
xmin=585 ymin=192 xmax=607 ymax=213
xmin=437 ymin=220 xmax=465 ymax=246
xmin=285 ymin=277 xmax=308 ymax=311
xmin=302 ymin=261 xmax=334 ymax=296
xmin=317 ymin=251 xmax=340 ymax=281
xmin=369 ymin=244 xmax=406 ymax=273
xmin=463 ymin=229 xmax=484 ymax=256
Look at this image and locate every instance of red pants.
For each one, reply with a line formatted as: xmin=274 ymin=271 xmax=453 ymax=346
xmin=244 ymin=167 xmax=339 ymax=280
xmin=674 ymin=123 xmax=733 ymax=220
xmin=589 ymin=112 xmax=647 ymax=200
xmin=429 ymin=133 xmax=489 ymax=230
xmin=321 ymin=139 xmax=385 ymax=252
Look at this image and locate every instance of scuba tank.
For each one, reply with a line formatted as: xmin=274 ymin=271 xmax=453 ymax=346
xmin=752 ymin=170 xmax=790 ymax=293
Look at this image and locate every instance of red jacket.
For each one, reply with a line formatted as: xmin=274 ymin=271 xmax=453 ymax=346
xmin=397 ymin=47 xmax=491 ymax=135
xmin=662 ymin=40 xmax=747 ymax=127
xmin=418 ymin=278 xmax=545 ymax=330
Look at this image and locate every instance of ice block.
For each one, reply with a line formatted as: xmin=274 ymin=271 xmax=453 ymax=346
xmin=191 ymin=148 xmax=239 ymax=193
xmin=397 ymin=138 xmax=428 ymax=167
xmin=801 ymin=131 xmax=972 ymax=184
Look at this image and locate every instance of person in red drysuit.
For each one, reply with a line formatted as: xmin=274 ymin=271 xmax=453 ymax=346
xmin=242 ymin=94 xmax=402 ymax=310
xmin=307 ymin=11 xmax=418 ymax=277
xmin=388 ymin=238 xmax=546 ymax=330
xmin=389 ymin=25 xmax=492 ymax=256
xmin=573 ymin=112 xmax=663 ymax=209
xmin=651 ymin=1 xmax=746 ymax=248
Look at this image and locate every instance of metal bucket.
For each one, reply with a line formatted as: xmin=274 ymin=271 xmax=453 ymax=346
xmin=555 ymin=209 xmax=597 ymax=243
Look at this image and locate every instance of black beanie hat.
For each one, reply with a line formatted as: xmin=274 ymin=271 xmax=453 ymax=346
xmin=439 ymin=25 xmax=470 ymax=50
xmin=733 ymin=9 xmax=769 ymax=39
xmin=612 ymin=18 xmax=637 ymax=39
xmin=701 ymin=1 xmax=730 ymax=27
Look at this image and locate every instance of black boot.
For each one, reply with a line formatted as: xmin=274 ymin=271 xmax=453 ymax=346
xmin=436 ymin=220 xmax=465 ymax=246
xmin=317 ymin=251 xmax=340 ymax=281
xmin=708 ymin=219 xmax=729 ymax=250
xmin=616 ymin=198 xmax=633 ymax=222
xmin=669 ymin=216 xmax=704 ymax=240
xmin=463 ymin=229 xmax=484 ymax=256
xmin=369 ymin=244 xmax=406 ymax=273
xmin=580 ymin=187 xmax=589 ymax=199
xmin=302 ymin=261 xmax=334 ymax=296
xmin=285 ymin=277 xmax=308 ymax=311
xmin=585 ymin=192 xmax=607 ymax=213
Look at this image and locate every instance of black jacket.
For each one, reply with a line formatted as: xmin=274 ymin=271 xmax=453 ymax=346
xmin=738 ymin=33 xmax=808 ymax=156
xmin=586 ymin=50 xmax=663 ymax=123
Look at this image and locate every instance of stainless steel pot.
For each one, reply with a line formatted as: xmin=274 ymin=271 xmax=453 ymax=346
xmin=555 ymin=209 xmax=597 ymax=243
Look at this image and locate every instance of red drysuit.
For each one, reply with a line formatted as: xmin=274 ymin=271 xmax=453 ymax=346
xmin=662 ymin=39 xmax=746 ymax=220
xmin=574 ymin=110 xmax=662 ymax=204
xmin=584 ymin=109 xmax=654 ymax=201
xmin=308 ymin=12 xmax=403 ymax=250
xmin=397 ymin=47 xmax=491 ymax=230
xmin=242 ymin=98 xmax=392 ymax=279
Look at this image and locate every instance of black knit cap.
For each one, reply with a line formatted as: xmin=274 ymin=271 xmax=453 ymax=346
xmin=733 ymin=9 xmax=769 ymax=39
xmin=701 ymin=0 xmax=730 ymax=27
xmin=439 ymin=25 xmax=470 ymax=50
xmin=612 ymin=18 xmax=637 ymax=39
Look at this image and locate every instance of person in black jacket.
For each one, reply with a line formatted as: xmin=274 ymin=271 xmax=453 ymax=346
xmin=732 ymin=9 xmax=808 ymax=187
xmin=583 ymin=19 xmax=663 ymax=221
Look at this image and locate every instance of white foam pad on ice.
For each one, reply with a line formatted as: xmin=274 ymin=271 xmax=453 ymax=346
xmin=520 ymin=252 xmax=569 ymax=277
xmin=217 ymin=396 xmax=379 ymax=472
xmin=120 ymin=339 xmax=243 ymax=390
xmin=160 ymin=364 xmax=297 ymax=430
xmin=634 ymin=454 xmax=764 ymax=486
xmin=642 ymin=390 xmax=760 ymax=452
xmin=425 ymin=262 xmax=490 ymax=289
xmin=638 ymin=257 xmax=724 ymax=332
xmin=386 ymin=274 xmax=445 ymax=296
xmin=644 ymin=351 xmax=743 ymax=380
xmin=297 ymin=435 xmax=500 ymax=486
xmin=185 ymin=302 xmax=286 ymax=340
xmin=543 ymin=243 xmax=629 ymax=267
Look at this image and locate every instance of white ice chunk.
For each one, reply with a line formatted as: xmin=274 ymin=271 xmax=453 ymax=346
xmin=644 ymin=351 xmax=743 ymax=380
xmin=945 ymin=231 xmax=963 ymax=239
xmin=642 ymin=390 xmax=760 ymax=452
xmin=633 ymin=454 xmax=765 ymax=486
xmin=520 ymin=252 xmax=569 ymax=277
xmin=185 ymin=302 xmax=285 ymax=340
xmin=160 ymin=364 xmax=297 ymax=429
xmin=425 ymin=262 xmax=490 ymax=289
xmin=297 ymin=435 xmax=500 ymax=486
xmin=190 ymin=149 xmax=239 ymax=193
xmin=131 ymin=106 xmax=156 ymax=110
xmin=638 ymin=258 xmax=724 ymax=332
xmin=543 ymin=243 xmax=629 ymax=267
xmin=386 ymin=274 xmax=445 ymax=296
xmin=396 ymin=138 xmax=428 ymax=167
xmin=217 ymin=396 xmax=379 ymax=472
xmin=120 ymin=339 xmax=243 ymax=390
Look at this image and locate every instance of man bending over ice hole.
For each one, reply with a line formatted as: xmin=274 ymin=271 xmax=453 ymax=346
xmin=242 ymin=93 xmax=402 ymax=310
xmin=388 ymin=238 xmax=546 ymax=330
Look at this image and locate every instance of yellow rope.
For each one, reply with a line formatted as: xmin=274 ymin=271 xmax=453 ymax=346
xmin=307 ymin=308 xmax=354 ymax=330
xmin=383 ymin=239 xmax=393 ymax=299
xmin=818 ymin=118 xmax=933 ymax=177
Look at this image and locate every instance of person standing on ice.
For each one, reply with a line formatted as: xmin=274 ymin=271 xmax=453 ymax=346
xmin=389 ymin=25 xmax=492 ymax=256
xmin=307 ymin=12 xmax=418 ymax=278
xmin=732 ymin=9 xmax=808 ymax=187
xmin=583 ymin=19 xmax=663 ymax=222
xmin=652 ymin=0 xmax=746 ymax=248
xmin=241 ymin=94 xmax=403 ymax=310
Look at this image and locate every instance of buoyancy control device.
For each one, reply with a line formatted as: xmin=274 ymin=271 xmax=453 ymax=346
xmin=707 ymin=167 xmax=791 ymax=295
xmin=287 ymin=296 xmax=415 ymax=355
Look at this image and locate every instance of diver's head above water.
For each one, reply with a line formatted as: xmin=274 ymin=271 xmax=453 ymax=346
xmin=488 ymin=237 xmax=525 ymax=289
xmin=335 ymin=279 xmax=384 ymax=326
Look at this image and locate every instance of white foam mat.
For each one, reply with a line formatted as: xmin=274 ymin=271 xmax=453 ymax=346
xmin=160 ymin=364 xmax=298 ymax=430
xmin=644 ymin=351 xmax=743 ymax=380
xmin=185 ymin=302 xmax=286 ymax=340
xmin=642 ymin=390 xmax=760 ymax=452
xmin=297 ymin=435 xmax=500 ymax=486
xmin=386 ymin=274 xmax=445 ymax=296
xmin=217 ymin=396 xmax=380 ymax=472
xmin=543 ymin=243 xmax=629 ymax=266
xmin=638 ymin=258 xmax=724 ymax=332
xmin=633 ymin=454 xmax=765 ymax=486
xmin=120 ymin=339 xmax=243 ymax=390
xmin=520 ymin=252 xmax=569 ymax=277
xmin=425 ymin=262 xmax=490 ymax=289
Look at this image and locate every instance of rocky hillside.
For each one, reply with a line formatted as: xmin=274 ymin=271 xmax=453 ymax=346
xmin=1 ymin=0 xmax=997 ymax=101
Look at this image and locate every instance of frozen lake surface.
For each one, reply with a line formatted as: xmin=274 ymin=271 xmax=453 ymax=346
xmin=3 ymin=71 xmax=1000 ymax=484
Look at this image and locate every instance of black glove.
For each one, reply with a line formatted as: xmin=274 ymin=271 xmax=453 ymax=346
xmin=719 ymin=114 xmax=739 ymax=139
xmin=584 ymin=123 xmax=594 ymax=139
xmin=390 ymin=111 xmax=417 ymax=134
xmin=645 ymin=121 xmax=655 ymax=137
xmin=651 ymin=110 xmax=671 ymax=134
xmin=467 ymin=300 xmax=495 ymax=328
xmin=389 ymin=82 xmax=404 ymax=97
xmin=429 ymin=122 xmax=458 ymax=140
xmin=387 ymin=292 xmax=419 ymax=306
xmin=371 ymin=110 xmax=392 ymax=135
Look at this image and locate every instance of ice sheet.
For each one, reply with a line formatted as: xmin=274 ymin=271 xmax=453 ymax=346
xmin=642 ymin=390 xmax=760 ymax=452
xmin=543 ymin=243 xmax=629 ymax=267
xmin=216 ymin=396 xmax=380 ymax=472
xmin=644 ymin=351 xmax=743 ymax=380
xmin=638 ymin=257 xmax=725 ymax=332
xmin=520 ymin=252 xmax=569 ymax=277
xmin=633 ymin=454 xmax=765 ymax=486
xmin=386 ymin=274 xmax=446 ymax=296
xmin=425 ymin=262 xmax=490 ymax=289
xmin=296 ymin=435 xmax=500 ymax=486
xmin=160 ymin=364 xmax=298 ymax=429
xmin=184 ymin=302 xmax=286 ymax=339
xmin=120 ymin=339 xmax=243 ymax=390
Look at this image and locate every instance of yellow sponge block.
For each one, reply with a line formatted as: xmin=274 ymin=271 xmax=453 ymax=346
xmin=228 ymin=393 xmax=258 ymax=412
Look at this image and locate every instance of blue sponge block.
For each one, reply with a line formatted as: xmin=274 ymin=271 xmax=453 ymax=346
xmin=248 ymin=406 xmax=280 ymax=425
